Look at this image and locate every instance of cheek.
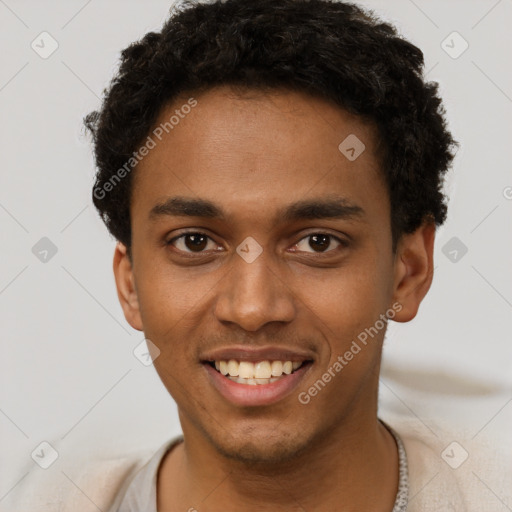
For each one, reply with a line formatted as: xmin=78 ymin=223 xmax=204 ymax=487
xmin=134 ymin=262 xmax=224 ymax=372
xmin=301 ymin=273 xmax=387 ymax=407
xmin=302 ymin=257 xmax=392 ymax=355
xmin=307 ymin=262 xmax=388 ymax=321
xmin=136 ymin=263 xmax=210 ymax=327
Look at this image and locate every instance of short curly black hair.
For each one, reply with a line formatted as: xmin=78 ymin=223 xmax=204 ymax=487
xmin=84 ymin=0 xmax=458 ymax=254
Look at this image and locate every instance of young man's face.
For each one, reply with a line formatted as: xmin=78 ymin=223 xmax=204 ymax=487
xmin=114 ymin=85 xmax=433 ymax=464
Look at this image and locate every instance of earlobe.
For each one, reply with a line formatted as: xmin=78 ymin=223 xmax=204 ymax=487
xmin=113 ymin=242 xmax=144 ymax=331
xmin=391 ymin=221 xmax=436 ymax=323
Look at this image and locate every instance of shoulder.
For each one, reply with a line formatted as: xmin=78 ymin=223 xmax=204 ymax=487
xmin=107 ymin=435 xmax=184 ymax=512
xmin=384 ymin=414 xmax=510 ymax=512
xmin=6 ymin=443 xmax=166 ymax=512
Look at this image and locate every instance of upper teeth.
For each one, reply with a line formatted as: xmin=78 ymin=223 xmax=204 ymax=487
xmin=214 ymin=360 xmax=302 ymax=379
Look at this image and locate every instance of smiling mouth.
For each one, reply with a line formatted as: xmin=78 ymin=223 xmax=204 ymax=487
xmin=205 ymin=359 xmax=312 ymax=385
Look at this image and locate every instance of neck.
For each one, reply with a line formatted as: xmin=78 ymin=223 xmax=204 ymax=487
xmin=158 ymin=415 xmax=399 ymax=511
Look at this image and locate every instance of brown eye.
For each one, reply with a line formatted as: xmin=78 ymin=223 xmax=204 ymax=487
xmin=168 ymin=232 xmax=217 ymax=253
xmin=293 ymin=233 xmax=345 ymax=254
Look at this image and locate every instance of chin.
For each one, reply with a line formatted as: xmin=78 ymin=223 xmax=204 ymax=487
xmin=206 ymin=424 xmax=316 ymax=465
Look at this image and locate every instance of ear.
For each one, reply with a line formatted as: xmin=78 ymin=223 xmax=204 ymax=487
xmin=113 ymin=242 xmax=143 ymax=331
xmin=391 ymin=220 xmax=436 ymax=322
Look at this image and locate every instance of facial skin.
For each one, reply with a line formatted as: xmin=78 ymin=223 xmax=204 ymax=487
xmin=113 ymin=85 xmax=435 ymax=511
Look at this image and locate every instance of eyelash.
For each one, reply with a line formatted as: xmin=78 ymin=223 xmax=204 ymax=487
xmin=166 ymin=231 xmax=348 ymax=257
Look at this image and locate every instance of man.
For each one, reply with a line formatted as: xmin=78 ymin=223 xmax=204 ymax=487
xmin=85 ymin=0 xmax=462 ymax=510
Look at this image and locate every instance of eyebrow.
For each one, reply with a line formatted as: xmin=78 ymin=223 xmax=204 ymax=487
xmin=149 ymin=195 xmax=365 ymax=224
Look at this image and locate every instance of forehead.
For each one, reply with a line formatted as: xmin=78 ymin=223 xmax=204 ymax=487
xmin=131 ymin=85 xmax=387 ymax=224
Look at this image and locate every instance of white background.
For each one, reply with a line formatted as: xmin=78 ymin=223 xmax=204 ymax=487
xmin=1 ymin=0 xmax=511 ymax=510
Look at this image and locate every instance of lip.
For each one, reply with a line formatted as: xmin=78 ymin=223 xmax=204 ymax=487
xmin=200 ymin=345 xmax=314 ymax=363
xmin=203 ymin=360 xmax=313 ymax=407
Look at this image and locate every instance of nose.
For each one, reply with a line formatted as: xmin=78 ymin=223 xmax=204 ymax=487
xmin=214 ymin=248 xmax=296 ymax=332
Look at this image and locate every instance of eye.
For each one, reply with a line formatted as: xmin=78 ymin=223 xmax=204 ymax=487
xmin=167 ymin=232 xmax=220 ymax=253
xmin=292 ymin=233 xmax=346 ymax=254
xmin=166 ymin=231 xmax=348 ymax=256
